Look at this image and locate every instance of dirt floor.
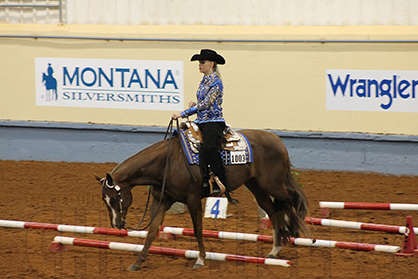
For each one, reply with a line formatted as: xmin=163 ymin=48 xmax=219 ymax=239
xmin=0 ymin=160 xmax=417 ymax=279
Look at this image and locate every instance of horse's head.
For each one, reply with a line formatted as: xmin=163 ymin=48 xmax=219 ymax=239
xmin=96 ymin=173 xmax=133 ymax=229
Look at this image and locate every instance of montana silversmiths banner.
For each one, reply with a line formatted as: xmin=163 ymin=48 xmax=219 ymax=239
xmin=326 ymin=69 xmax=418 ymax=112
xmin=35 ymin=57 xmax=184 ymax=111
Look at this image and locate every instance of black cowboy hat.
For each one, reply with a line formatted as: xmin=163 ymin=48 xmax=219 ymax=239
xmin=190 ymin=49 xmax=226 ymax=65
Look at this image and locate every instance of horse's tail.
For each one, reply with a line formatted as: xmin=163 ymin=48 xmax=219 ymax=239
xmin=284 ymin=168 xmax=309 ymax=221
xmin=274 ymin=164 xmax=311 ymax=244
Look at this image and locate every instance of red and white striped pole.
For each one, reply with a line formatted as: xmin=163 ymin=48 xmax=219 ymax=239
xmin=163 ymin=227 xmax=400 ymax=253
xmin=53 ymin=236 xmax=291 ymax=267
xmin=0 ymin=219 xmax=149 ymax=238
xmin=0 ymin=219 xmax=273 ymax=242
xmin=307 ymin=217 xmax=418 ymax=235
xmin=319 ymin=202 xmax=418 ymax=217
xmin=320 ymin=201 xmax=418 ymax=210
xmin=289 ymin=237 xmax=400 ymax=253
xmin=163 ymin=226 xmax=274 ymax=243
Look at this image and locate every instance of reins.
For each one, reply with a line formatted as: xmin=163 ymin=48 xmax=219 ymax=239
xmin=127 ymin=118 xmax=197 ymax=231
xmin=127 ymin=118 xmax=175 ymax=231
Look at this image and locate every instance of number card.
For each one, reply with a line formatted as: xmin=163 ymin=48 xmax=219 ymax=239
xmin=204 ymin=197 xmax=228 ymax=219
xmin=230 ymin=150 xmax=246 ymax=164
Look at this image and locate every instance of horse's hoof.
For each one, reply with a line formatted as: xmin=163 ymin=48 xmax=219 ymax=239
xmin=193 ymin=257 xmax=205 ymax=268
xmin=193 ymin=263 xmax=204 ymax=268
xmin=266 ymin=254 xmax=277 ymax=259
xmin=127 ymin=264 xmax=140 ymax=271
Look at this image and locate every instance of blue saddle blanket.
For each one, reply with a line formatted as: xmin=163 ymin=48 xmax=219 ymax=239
xmin=177 ymin=129 xmax=253 ymax=165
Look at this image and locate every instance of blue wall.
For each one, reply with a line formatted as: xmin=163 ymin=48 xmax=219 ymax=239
xmin=1 ymin=120 xmax=417 ymax=176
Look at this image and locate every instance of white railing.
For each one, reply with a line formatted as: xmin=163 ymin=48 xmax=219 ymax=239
xmin=1 ymin=0 xmax=418 ymax=26
xmin=0 ymin=0 xmax=63 ymax=24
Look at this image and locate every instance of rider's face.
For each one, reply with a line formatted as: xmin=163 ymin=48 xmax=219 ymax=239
xmin=199 ymin=60 xmax=214 ymax=75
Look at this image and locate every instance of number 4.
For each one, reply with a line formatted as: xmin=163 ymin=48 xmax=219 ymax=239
xmin=211 ymin=199 xmax=220 ymax=218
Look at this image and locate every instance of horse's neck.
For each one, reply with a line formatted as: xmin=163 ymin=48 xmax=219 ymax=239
xmin=112 ymin=139 xmax=171 ymax=186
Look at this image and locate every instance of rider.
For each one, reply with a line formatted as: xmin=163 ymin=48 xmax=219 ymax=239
xmin=172 ymin=49 xmax=228 ymax=197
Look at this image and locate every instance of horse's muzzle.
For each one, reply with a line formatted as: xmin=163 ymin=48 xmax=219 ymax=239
xmin=110 ymin=214 xmax=126 ymax=230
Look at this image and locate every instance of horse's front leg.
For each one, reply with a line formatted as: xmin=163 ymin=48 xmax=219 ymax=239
xmin=128 ymin=198 xmax=173 ymax=271
xmin=187 ymin=196 xmax=205 ymax=268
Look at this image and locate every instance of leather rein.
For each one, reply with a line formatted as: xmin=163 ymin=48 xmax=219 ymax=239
xmin=127 ymin=118 xmax=196 ymax=231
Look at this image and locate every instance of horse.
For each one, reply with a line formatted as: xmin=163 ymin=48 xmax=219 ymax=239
xmin=96 ymin=128 xmax=310 ymax=271
xmin=42 ymin=72 xmax=57 ymax=101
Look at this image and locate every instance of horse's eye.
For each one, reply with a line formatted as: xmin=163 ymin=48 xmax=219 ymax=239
xmin=103 ymin=194 xmax=118 ymax=207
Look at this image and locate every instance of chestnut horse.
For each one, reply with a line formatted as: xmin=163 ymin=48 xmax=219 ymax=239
xmin=96 ymin=129 xmax=310 ymax=271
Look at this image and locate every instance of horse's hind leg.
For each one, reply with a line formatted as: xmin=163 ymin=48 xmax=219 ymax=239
xmin=244 ymin=179 xmax=282 ymax=258
xmin=128 ymin=198 xmax=173 ymax=271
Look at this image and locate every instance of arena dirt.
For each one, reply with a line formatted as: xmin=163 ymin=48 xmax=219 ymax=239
xmin=0 ymin=160 xmax=417 ymax=279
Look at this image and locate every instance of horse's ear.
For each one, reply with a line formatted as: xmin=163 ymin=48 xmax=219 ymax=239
xmin=106 ymin=173 xmax=114 ymax=185
xmin=93 ymin=173 xmax=102 ymax=182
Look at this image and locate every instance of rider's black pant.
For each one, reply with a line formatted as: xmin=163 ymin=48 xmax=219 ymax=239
xmin=198 ymin=122 xmax=227 ymax=186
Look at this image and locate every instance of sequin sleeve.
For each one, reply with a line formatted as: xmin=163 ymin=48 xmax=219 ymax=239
xmin=181 ymin=106 xmax=198 ymax=118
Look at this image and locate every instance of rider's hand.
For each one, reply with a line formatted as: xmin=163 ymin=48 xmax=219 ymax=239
xmin=188 ymin=101 xmax=196 ymax=108
xmin=172 ymin=112 xmax=182 ymax=120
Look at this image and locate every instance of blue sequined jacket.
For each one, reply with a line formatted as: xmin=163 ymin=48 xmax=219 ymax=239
xmin=181 ymin=72 xmax=225 ymax=124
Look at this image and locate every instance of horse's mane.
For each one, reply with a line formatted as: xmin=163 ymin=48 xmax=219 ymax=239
xmin=110 ymin=136 xmax=176 ymax=175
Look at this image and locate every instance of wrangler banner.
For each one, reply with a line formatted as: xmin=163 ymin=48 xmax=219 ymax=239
xmin=326 ymin=69 xmax=418 ymax=112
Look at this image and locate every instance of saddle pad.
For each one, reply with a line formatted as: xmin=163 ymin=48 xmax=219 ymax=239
xmin=178 ymin=129 xmax=253 ymax=165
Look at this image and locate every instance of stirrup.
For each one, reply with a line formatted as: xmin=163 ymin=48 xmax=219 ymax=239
xmin=209 ymin=174 xmax=226 ymax=197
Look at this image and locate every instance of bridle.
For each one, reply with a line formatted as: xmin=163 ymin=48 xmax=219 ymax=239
xmin=105 ymin=180 xmax=124 ymax=215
